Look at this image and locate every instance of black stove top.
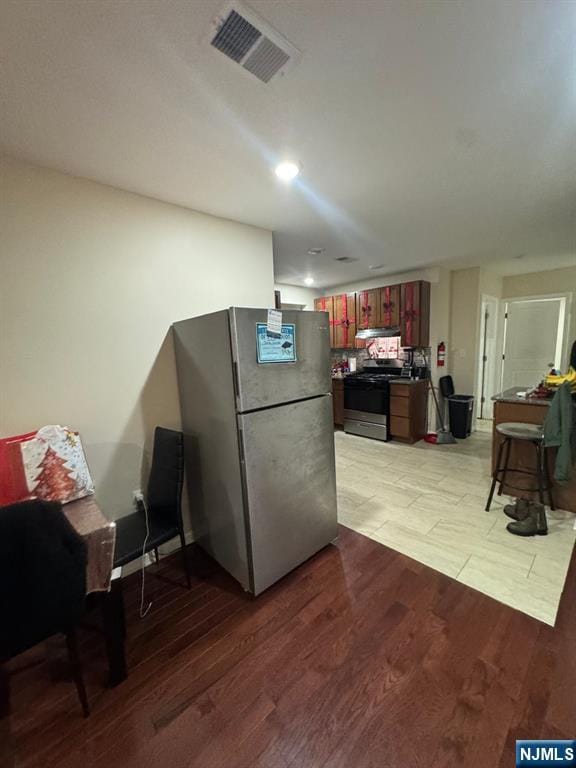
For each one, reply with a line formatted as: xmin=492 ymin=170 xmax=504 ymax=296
xmin=347 ymin=368 xmax=404 ymax=380
xmin=345 ymin=370 xmax=405 ymax=386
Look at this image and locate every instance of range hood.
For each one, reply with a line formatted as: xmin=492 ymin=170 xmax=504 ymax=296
xmin=355 ymin=327 xmax=401 ymax=340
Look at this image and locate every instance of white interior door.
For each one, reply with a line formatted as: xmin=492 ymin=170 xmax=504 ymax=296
xmin=501 ymin=297 xmax=567 ymax=390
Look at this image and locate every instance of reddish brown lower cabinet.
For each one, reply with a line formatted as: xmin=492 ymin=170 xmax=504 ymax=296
xmin=314 ymin=296 xmax=335 ymax=347
xmin=389 ymin=380 xmax=428 ymax=443
xmin=333 ymin=293 xmax=357 ymax=349
xmin=332 ymin=378 xmax=344 ymax=426
xmin=400 ymin=281 xmax=430 ymax=347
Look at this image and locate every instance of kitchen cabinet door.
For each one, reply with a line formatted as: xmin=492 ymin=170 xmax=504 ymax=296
xmin=333 ymin=293 xmax=357 ymax=349
xmin=314 ymin=296 xmax=335 ymax=347
xmin=389 ymin=381 xmax=428 ymax=443
xmin=356 ymin=288 xmax=380 ymax=349
xmin=356 ymin=289 xmax=381 ymax=329
xmin=400 ymin=281 xmax=430 ymax=347
xmin=379 ymin=284 xmax=401 ymax=329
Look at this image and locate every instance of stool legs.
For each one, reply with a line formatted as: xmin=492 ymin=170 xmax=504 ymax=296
xmin=486 ymin=436 xmax=510 ymax=511
xmin=543 ymin=449 xmax=555 ymax=511
xmin=486 ymin=434 xmax=555 ymax=513
xmin=497 ymin=437 xmax=512 ymax=497
xmin=535 ymin=441 xmax=545 ymax=506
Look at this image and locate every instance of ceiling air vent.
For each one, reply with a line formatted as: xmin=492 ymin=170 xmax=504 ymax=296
xmin=334 ymin=256 xmax=359 ymax=264
xmin=209 ymin=2 xmax=301 ymax=84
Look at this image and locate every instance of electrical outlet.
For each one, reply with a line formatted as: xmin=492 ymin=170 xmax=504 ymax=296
xmin=132 ymin=489 xmax=144 ymax=505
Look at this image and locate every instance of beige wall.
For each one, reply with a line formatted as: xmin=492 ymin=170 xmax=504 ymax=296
xmin=274 ymin=283 xmax=319 ymax=310
xmin=503 ymin=266 xmax=576 ymax=298
xmin=327 ymin=266 xmax=439 ymax=296
xmin=479 ymin=268 xmax=503 ymax=300
xmin=503 ymin=266 xmax=576 ymax=343
xmin=0 ymin=157 xmax=274 ymax=525
xmin=449 ymin=267 xmax=481 ymax=396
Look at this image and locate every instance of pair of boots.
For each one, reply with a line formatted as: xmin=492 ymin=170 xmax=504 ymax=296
xmin=504 ymin=498 xmax=548 ymax=536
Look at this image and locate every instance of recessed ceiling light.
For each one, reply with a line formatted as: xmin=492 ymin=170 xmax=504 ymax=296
xmin=307 ymin=247 xmax=325 ymax=256
xmin=369 ymin=264 xmax=385 ymax=270
xmin=304 ymin=276 xmax=314 ymax=286
xmin=275 ymin=162 xmax=300 ymax=181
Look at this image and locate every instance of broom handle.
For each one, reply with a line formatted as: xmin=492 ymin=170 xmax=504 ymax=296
xmin=423 ymin=352 xmax=447 ymax=431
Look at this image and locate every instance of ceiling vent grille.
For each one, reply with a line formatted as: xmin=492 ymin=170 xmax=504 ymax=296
xmin=211 ymin=10 xmax=262 ymax=62
xmin=209 ymin=2 xmax=300 ymax=84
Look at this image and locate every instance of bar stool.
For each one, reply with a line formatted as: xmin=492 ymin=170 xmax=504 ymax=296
xmin=485 ymin=422 xmax=555 ymax=511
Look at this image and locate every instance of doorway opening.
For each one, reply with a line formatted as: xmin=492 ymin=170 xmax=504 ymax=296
xmin=499 ymin=294 xmax=571 ymax=392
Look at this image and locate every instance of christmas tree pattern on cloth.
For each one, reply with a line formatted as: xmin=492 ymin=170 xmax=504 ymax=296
xmin=20 ymin=425 xmax=95 ymax=503
xmin=32 ymin=446 xmax=77 ymax=501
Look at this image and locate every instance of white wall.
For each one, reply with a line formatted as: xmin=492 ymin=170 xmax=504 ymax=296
xmin=274 ymin=283 xmax=319 ymax=310
xmin=0 ymin=157 xmax=274 ymax=525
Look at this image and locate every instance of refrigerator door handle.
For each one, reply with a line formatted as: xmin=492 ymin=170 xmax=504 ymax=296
xmin=237 ymin=427 xmax=245 ymax=462
xmin=232 ymin=361 xmax=240 ymax=401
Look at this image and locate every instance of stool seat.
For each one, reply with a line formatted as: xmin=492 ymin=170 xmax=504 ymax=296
xmin=496 ymin=422 xmax=543 ymax=441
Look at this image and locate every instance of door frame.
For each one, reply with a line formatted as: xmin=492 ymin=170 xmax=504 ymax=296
xmin=475 ymin=294 xmax=500 ymax=419
xmin=499 ymin=292 xmax=572 ymax=392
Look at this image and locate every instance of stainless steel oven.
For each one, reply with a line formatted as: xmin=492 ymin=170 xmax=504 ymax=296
xmin=343 ymin=374 xmax=393 ymax=441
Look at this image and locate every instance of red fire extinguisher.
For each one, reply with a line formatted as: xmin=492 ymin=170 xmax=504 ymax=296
xmin=437 ymin=341 xmax=446 ymax=367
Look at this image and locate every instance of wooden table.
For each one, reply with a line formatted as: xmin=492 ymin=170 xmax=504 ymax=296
xmin=492 ymin=388 xmax=576 ymax=513
xmin=64 ymin=497 xmax=127 ymax=686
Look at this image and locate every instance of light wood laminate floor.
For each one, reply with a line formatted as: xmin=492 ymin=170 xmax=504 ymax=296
xmin=335 ymin=426 xmax=576 ymax=625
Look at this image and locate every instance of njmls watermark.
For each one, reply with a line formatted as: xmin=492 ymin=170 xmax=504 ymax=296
xmin=516 ymin=740 xmax=576 ymax=767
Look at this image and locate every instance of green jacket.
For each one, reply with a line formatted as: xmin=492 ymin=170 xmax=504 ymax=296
xmin=543 ymin=382 xmax=576 ymax=484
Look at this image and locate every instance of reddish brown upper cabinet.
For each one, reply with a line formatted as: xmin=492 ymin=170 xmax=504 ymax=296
xmin=333 ymin=293 xmax=357 ymax=349
xmin=314 ymin=296 xmax=335 ymax=348
xmin=379 ymin=284 xmax=401 ymax=330
xmin=356 ymin=289 xmax=380 ymax=329
xmin=400 ymin=281 xmax=430 ymax=347
xmin=355 ymin=288 xmax=380 ymax=349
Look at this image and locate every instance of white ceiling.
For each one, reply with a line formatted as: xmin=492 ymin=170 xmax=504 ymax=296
xmin=1 ymin=0 xmax=575 ymax=288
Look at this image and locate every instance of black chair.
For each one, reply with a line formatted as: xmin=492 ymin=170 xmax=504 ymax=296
xmin=113 ymin=427 xmax=190 ymax=588
xmin=0 ymin=500 xmax=89 ymax=718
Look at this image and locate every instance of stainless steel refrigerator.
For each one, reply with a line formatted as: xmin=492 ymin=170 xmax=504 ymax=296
xmin=173 ymin=307 xmax=338 ymax=595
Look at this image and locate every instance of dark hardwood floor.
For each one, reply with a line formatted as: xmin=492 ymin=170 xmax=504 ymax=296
xmin=2 ymin=525 xmax=576 ymax=768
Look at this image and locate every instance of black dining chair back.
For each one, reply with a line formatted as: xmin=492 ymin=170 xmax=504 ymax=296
xmin=0 ymin=499 xmax=89 ymax=717
xmin=113 ymin=427 xmax=190 ymax=588
xmin=147 ymin=426 xmax=184 ymax=529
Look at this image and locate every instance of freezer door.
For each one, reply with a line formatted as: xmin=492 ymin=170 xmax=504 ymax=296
xmin=238 ymin=394 xmax=338 ymax=595
xmin=229 ymin=308 xmax=332 ymax=412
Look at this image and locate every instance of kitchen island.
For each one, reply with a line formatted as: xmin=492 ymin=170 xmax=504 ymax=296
xmin=491 ymin=387 xmax=576 ymax=513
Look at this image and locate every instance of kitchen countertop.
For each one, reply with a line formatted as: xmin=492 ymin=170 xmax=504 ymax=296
xmin=389 ymin=378 xmax=427 ymax=385
xmin=331 ymin=374 xmax=427 ymax=384
xmin=492 ymin=386 xmax=551 ymax=406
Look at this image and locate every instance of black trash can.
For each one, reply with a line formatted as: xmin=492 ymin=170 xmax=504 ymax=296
xmin=447 ymin=395 xmax=474 ymax=438
xmin=439 ymin=375 xmax=474 ymax=439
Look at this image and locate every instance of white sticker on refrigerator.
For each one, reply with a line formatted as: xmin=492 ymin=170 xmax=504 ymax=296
xmin=266 ymin=309 xmax=282 ymax=338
